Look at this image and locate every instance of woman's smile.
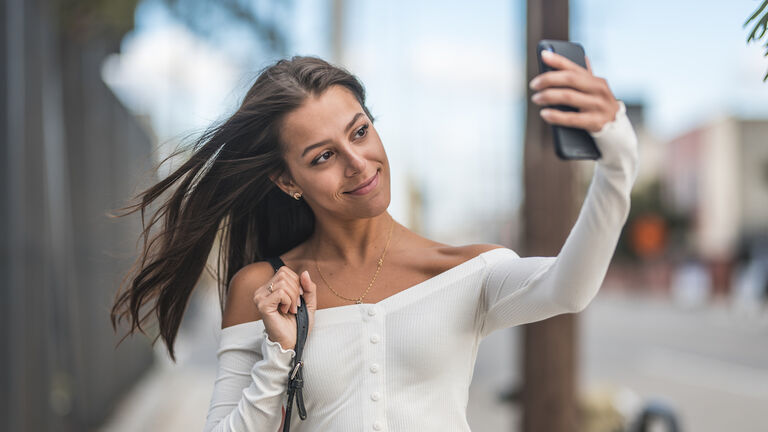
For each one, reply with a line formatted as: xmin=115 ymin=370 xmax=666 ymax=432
xmin=344 ymin=169 xmax=380 ymax=196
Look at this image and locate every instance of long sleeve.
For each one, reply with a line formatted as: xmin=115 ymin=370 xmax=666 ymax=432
xmin=204 ymin=325 xmax=296 ymax=432
xmin=478 ymin=100 xmax=639 ymax=339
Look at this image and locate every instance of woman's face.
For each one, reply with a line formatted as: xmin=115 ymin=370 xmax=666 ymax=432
xmin=273 ymin=84 xmax=391 ymax=220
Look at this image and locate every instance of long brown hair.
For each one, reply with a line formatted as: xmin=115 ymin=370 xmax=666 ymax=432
xmin=110 ymin=55 xmax=376 ymax=362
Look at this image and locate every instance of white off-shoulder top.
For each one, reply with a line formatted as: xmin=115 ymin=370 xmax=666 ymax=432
xmin=204 ymin=101 xmax=639 ymax=432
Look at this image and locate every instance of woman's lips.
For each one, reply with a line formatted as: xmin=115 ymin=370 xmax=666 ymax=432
xmin=346 ymin=171 xmax=379 ymax=195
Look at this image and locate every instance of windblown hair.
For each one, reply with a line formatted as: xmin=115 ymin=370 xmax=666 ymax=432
xmin=110 ymin=55 xmax=376 ymax=362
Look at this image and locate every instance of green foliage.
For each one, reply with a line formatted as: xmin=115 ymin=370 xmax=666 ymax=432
xmin=744 ymin=0 xmax=768 ymax=82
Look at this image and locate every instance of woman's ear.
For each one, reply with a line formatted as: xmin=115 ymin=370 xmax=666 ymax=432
xmin=269 ymin=172 xmax=297 ymax=197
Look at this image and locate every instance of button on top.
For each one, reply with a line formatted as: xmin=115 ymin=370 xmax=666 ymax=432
xmin=370 ymin=334 xmax=381 ymax=344
xmin=373 ymin=421 xmax=383 ymax=430
xmin=370 ymin=363 xmax=380 ymax=373
xmin=371 ymin=391 xmax=381 ymax=401
xmin=368 ymin=307 xmax=377 ymax=316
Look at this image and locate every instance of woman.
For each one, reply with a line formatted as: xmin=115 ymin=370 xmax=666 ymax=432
xmin=111 ymin=53 xmax=638 ymax=431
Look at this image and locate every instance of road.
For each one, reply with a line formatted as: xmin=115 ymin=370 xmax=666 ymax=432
xmin=579 ymin=291 xmax=768 ymax=432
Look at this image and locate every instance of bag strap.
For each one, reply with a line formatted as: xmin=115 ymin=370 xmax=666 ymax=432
xmin=265 ymin=256 xmax=308 ymax=431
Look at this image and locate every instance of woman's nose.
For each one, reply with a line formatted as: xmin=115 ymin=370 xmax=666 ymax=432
xmin=344 ymin=146 xmax=367 ymax=174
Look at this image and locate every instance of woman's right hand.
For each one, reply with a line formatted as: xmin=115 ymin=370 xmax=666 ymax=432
xmin=253 ymin=267 xmax=317 ymax=351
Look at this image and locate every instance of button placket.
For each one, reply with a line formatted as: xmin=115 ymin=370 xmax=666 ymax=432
xmin=363 ymin=304 xmax=386 ymax=431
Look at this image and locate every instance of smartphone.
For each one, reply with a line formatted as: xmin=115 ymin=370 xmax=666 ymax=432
xmin=536 ymin=40 xmax=602 ymax=160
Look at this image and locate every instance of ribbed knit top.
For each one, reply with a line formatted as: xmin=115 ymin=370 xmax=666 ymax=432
xmin=204 ymin=100 xmax=639 ymax=432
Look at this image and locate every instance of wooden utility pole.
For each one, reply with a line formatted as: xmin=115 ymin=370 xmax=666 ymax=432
xmin=331 ymin=0 xmax=346 ymax=64
xmin=521 ymin=0 xmax=581 ymax=431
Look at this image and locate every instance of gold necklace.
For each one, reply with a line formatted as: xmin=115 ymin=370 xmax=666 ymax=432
xmin=313 ymin=216 xmax=395 ymax=304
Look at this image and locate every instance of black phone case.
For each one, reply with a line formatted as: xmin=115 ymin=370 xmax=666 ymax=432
xmin=536 ymin=39 xmax=602 ymax=160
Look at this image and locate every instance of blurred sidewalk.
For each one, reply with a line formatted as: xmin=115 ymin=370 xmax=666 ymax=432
xmin=580 ymin=290 xmax=768 ymax=432
xmin=99 ymin=286 xmax=768 ymax=432
xmin=98 ymin=284 xmax=221 ymax=432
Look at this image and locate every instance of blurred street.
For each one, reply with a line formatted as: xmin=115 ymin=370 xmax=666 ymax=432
xmin=579 ymin=291 xmax=768 ymax=432
xmin=99 ymin=286 xmax=768 ymax=432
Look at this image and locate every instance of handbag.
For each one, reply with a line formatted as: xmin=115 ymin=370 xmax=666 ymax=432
xmin=265 ymin=256 xmax=309 ymax=432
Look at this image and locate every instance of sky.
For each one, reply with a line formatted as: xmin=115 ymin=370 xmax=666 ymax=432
xmin=102 ymin=0 xmax=768 ymax=241
xmin=572 ymin=0 xmax=768 ymax=137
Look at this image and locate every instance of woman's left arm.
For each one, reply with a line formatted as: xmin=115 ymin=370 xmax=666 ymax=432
xmin=478 ymin=51 xmax=639 ymax=339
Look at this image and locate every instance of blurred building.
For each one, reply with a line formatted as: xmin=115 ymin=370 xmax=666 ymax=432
xmin=661 ymin=115 xmax=768 ymax=293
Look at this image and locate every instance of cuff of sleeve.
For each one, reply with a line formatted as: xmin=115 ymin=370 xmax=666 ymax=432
xmin=262 ymin=329 xmax=296 ymax=367
xmin=589 ymin=100 xmax=627 ymax=139
xmin=589 ymin=100 xmax=639 ymax=181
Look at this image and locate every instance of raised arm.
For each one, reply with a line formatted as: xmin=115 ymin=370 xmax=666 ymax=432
xmin=479 ymin=98 xmax=638 ymax=339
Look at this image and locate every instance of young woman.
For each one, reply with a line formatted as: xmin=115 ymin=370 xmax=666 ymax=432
xmin=111 ymin=53 xmax=638 ymax=431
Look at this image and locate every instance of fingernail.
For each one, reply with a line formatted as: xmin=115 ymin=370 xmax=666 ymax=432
xmin=541 ymin=108 xmax=552 ymax=116
xmin=541 ymin=50 xmax=553 ymax=58
xmin=529 ymin=78 xmax=541 ymax=89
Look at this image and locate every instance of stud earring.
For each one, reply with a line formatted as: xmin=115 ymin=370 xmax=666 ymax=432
xmin=293 ymin=191 xmax=302 ymax=200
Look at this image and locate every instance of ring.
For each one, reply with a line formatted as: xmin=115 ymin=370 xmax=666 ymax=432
xmin=267 ymin=282 xmax=274 ymax=293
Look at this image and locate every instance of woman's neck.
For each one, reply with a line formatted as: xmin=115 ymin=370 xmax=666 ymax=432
xmin=307 ymin=212 xmax=396 ymax=267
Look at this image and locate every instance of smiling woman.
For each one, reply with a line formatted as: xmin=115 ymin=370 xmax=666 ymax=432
xmin=108 ymin=54 xmax=639 ymax=432
xmin=109 ymin=56 xmax=379 ymax=362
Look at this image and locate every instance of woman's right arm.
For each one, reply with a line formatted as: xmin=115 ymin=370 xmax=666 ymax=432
xmin=203 ymin=263 xmax=294 ymax=432
xmin=203 ymin=326 xmax=295 ymax=431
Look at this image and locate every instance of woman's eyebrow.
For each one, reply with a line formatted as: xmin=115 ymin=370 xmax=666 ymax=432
xmin=300 ymin=112 xmax=365 ymax=158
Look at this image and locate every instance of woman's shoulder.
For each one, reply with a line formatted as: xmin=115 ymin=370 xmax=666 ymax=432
xmin=222 ymin=260 xmax=277 ymax=329
xmin=445 ymin=243 xmax=507 ymax=259
xmin=397 ymin=241 xmax=507 ymax=272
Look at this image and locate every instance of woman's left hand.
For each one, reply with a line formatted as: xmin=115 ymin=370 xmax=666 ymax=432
xmin=529 ymin=51 xmax=620 ymax=134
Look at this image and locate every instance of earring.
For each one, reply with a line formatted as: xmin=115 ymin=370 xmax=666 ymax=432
xmin=293 ymin=191 xmax=302 ymax=200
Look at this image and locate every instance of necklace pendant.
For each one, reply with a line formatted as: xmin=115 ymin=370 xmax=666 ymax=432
xmin=355 ymin=299 xmax=362 ymax=304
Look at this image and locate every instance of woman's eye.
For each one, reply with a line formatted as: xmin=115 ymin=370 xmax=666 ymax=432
xmin=312 ymin=150 xmax=333 ymax=165
xmin=311 ymin=125 xmax=368 ymax=166
xmin=355 ymin=124 xmax=369 ymax=138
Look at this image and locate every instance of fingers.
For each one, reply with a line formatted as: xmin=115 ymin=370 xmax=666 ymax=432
xmin=256 ymin=268 xmax=302 ymax=315
xmin=530 ymin=69 xmax=602 ymax=94
xmin=531 ymin=87 xmax=603 ymax=112
xmin=276 ymin=267 xmax=301 ymax=314
xmin=277 ymin=266 xmax=300 ymax=285
xmin=538 ymin=109 xmax=607 ymax=134
xmin=531 ymin=50 xmax=599 ymax=96
xmin=275 ymin=289 xmax=293 ymax=315
xmin=540 ymin=50 xmax=588 ymax=73
xmin=299 ymin=270 xmax=317 ymax=310
xmin=531 ymin=50 xmax=618 ymax=132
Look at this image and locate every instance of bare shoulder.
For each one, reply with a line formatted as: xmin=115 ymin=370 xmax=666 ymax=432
xmin=221 ymin=261 xmax=276 ymax=329
xmin=387 ymin=223 xmax=507 ymax=275
xmin=444 ymin=243 xmax=507 ymax=262
xmin=394 ymin=223 xmax=504 ymax=260
xmin=403 ymin=242 xmax=506 ymax=272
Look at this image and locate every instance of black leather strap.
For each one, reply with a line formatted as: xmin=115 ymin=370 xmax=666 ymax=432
xmin=265 ymin=256 xmax=308 ymax=431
